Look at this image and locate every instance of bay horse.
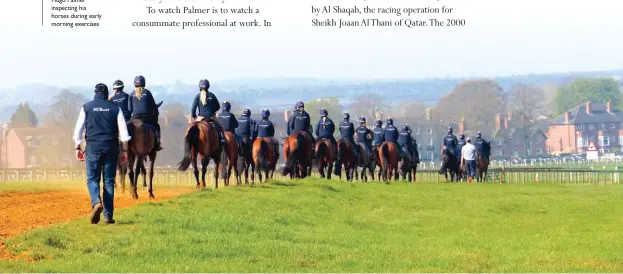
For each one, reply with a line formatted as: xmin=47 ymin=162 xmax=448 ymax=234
xmin=399 ymin=146 xmax=420 ymax=182
xmin=354 ymin=143 xmax=375 ymax=182
xmin=236 ymin=136 xmax=255 ymax=184
xmin=178 ymin=119 xmax=224 ymax=189
xmin=476 ymin=141 xmax=491 ymax=182
xmin=252 ymin=137 xmax=279 ymax=183
xmin=282 ymin=131 xmax=313 ymax=179
xmin=378 ymin=142 xmax=400 ymax=182
xmin=439 ymin=149 xmax=460 ymax=182
xmin=334 ymin=139 xmax=357 ymax=181
xmin=125 ymin=118 xmax=158 ymax=199
xmin=219 ymin=131 xmax=240 ymax=186
xmin=314 ymin=138 xmax=336 ymax=179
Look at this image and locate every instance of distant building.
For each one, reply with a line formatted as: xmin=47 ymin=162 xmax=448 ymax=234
xmin=491 ymin=113 xmax=548 ymax=159
xmin=548 ymin=100 xmax=623 ymax=154
xmin=409 ymin=108 xmax=447 ymax=161
xmin=0 ymin=127 xmax=73 ymax=168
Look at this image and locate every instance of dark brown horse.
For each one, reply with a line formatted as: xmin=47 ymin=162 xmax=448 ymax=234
xmin=125 ymin=119 xmax=158 ymax=199
xmin=252 ymin=137 xmax=279 ymax=183
xmin=399 ymin=146 xmax=420 ymax=182
xmin=334 ymin=139 xmax=357 ymax=181
xmin=476 ymin=140 xmax=491 ymax=182
xmin=440 ymin=149 xmax=460 ymax=182
xmin=314 ymin=138 xmax=336 ymax=179
xmin=371 ymin=144 xmax=383 ymax=181
xmin=379 ymin=142 xmax=401 ymax=182
xmin=354 ymin=143 xmax=375 ymax=182
xmin=282 ymin=131 xmax=313 ymax=179
xmin=236 ymin=136 xmax=255 ymax=184
xmin=178 ymin=120 xmax=224 ymax=189
xmin=219 ymin=131 xmax=240 ymax=186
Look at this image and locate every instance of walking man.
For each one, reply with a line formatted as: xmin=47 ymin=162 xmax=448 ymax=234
xmin=73 ymin=83 xmax=131 ymax=224
xmin=461 ymin=137 xmax=477 ymax=184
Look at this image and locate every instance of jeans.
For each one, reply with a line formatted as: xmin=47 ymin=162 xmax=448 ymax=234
xmin=466 ymin=160 xmax=476 ymax=179
xmin=86 ymin=149 xmax=118 ymax=219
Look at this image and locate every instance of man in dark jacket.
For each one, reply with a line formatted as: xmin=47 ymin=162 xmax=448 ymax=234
xmin=218 ymin=101 xmax=242 ymax=155
xmin=109 ymin=80 xmax=131 ymax=121
xmin=256 ymin=109 xmax=279 ymax=158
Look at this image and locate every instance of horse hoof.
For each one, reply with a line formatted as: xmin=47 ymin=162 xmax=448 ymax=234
xmin=149 ymin=194 xmax=155 ymax=199
xmin=142 ymin=187 xmax=148 ymax=192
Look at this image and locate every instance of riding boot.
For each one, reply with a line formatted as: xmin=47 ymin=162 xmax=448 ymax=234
xmin=155 ymin=124 xmax=162 ymax=151
xmin=274 ymin=142 xmax=280 ymax=158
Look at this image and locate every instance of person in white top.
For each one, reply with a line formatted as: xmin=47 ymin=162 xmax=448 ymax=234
xmin=461 ymin=137 xmax=477 ymax=183
xmin=72 ymin=83 xmax=131 ymax=225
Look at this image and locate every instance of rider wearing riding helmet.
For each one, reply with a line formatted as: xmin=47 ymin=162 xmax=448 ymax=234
xmin=218 ymin=101 xmax=242 ymax=155
xmin=355 ymin=116 xmax=374 ymax=160
xmin=372 ymin=120 xmax=385 ymax=147
xmin=191 ymin=79 xmax=225 ymax=145
xmin=128 ymin=75 xmax=162 ymax=151
xmin=398 ymin=124 xmax=415 ymax=158
xmin=236 ymin=108 xmax=257 ymax=142
xmin=457 ymin=133 xmax=466 ymax=161
xmin=474 ymin=131 xmax=488 ymax=158
xmin=383 ymin=118 xmax=400 ymax=151
xmin=256 ymin=109 xmax=279 ymax=158
xmin=109 ymin=80 xmax=131 ymax=121
xmin=315 ymin=108 xmax=336 ymax=147
xmin=442 ymin=126 xmax=459 ymax=157
xmin=339 ymin=112 xmax=358 ymax=160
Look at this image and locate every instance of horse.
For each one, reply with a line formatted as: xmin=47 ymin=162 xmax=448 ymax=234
xmin=282 ymin=131 xmax=313 ymax=179
xmin=370 ymin=145 xmax=383 ymax=181
xmin=439 ymin=149 xmax=460 ymax=182
xmin=252 ymin=137 xmax=279 ymax=183
xmin=354 ymin=143 xmax=375 ymax=182
xmin=476 ymin=141 xmax=491 ymax=182
xmin=378 ymin=142 xmax=401 ymax=182
xmin=178 ymin=119 xmax=224 ymax=189
xmin=314 ymin=138 xmax=336 ymax=179
xmin=334 ymin=139 xmax=357 ymax=181
xmin=125 ymin=118 xmax=158 ymax=199
xmin=236 ymin=136 xmax=255 ymax=184
xmin=219 ymin=131 xmax=240 ymax=186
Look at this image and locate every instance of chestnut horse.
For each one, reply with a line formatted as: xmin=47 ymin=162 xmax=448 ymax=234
xmin=334 ymin=139 xmax=357 ymax=181
xmin=219 ymin=131 xmax=240 ymax=186
xmin=178 ymin=120 xmax=224 ymax=189
xmin=252 ymin=137 xmax=279 ymax=183
xmin=282 ymin=131 xmax=313 ymax=179
xmin=314 ymin=138 xmax=336 ymax=179
xmin=378 ymin=142 xmax=401 ymax=182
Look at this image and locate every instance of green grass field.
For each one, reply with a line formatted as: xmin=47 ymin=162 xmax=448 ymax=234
xmin=2 ymin=179 xmax=623 ymax=272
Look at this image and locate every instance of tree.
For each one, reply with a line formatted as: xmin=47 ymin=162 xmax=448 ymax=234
xmin=159 ymin=101 xmax=190 ymax=166
xmin=434 ymin=79 xmax=506 ymax=134
xmin=507 ymin=83 xmax=547 ymax=123
xmin=553 ymin=78 xmax=621 ymax=116
xmin=10 ymin=103 xmax=38 ymax=127
xmin=542 ymin=82 xmax=559 ymax=117
xmin=44 ymin=90 xmax=87 ymax=130
xmin=400 ymin=100 xmax=427 ymax=125
xmin=305 ymin=96 xmax=344 ymax=122
xmin=350 ymin=93 xmax=387 ymax=121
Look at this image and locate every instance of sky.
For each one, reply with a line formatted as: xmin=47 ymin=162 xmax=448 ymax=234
xmin=0 ymin=0 xmax=621 ymax=88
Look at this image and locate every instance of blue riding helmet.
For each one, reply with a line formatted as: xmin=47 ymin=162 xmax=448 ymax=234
xmin=295 ymin=101 xmax=304 ymax=110
xmin=375 ymin=120 xmax=382 ymax=126
xmin=448 ymin=126 xmax=453 ymax=134
xmin=359 ymin=116 xmax=366 ymax=123
xmin=199 ymin=79 xmax=210 ymax=89
xmin=459 ymin=133 xmax=465 ymax=139
xmin=262 ymin=109 xmax=270 ymax=119
xmin=223 ymin=101 xmax=231 ymax=111
xmin=477 ymin=131 xmax=482 ymax=138
xmin=402 ymin=124 xmax=409 ymax=131
xmin=242 ymin=109 xmax=251 ymax=117
xmin=343 ymin=113 xmax=350 ymax=121
xmin=386 ymin=118 xmax=393 ymax=125
xmin=320 ymin=108 xmax=328 ymax=117
xmin=134 ymin=75 xmax=145 ymax=87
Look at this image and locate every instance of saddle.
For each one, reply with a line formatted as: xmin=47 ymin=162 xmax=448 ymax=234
xmin=197 ymin=119 xmax=226 ymax=145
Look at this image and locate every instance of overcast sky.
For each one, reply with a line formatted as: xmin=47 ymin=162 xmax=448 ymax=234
xmin=0 ymin=0 xmax=621 ymax=88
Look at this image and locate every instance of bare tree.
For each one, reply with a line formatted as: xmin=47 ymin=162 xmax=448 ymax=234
xmin=45 ymin=90 xmax=88 ymax=130
xmin=350 ymin=93 xmax=387 ymax=121
xmin=507 ymin=83 xmax=547 ymax=124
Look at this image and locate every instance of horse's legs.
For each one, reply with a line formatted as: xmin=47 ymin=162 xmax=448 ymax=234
xmin=250 ymin=162 xmax=255 ymax=184
xmin=318 ymin=160 xmax=325 ymax=178
xmin=141 ymin=162 xmax=147 ymax=191
xmin=132 ymin=157 xmax=141 ymax=199
xmin=213 ymin=157 xmax=220 ymax=189
xmin=148 ymin=154 xmax=156 ymax=199
xmin=327 ymin=161 xmax=333 ymax=180
xmin=200 ymin=156 xmax=208 ymax=189
xmin=127 ymin=155 xmax=136 ymax=198
xmin=192 ymin=156 xmax=200 ymax=189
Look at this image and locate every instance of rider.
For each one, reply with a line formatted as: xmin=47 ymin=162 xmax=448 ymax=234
xmin=457 ymin=133 xmax=466 ymax=161
xmin=398 ymin=124 xmax=415 ymax=159
xmin=256 ymin=109 xmax=279 ymax=158
xmin=339 ymin=112 xmax=358 ymax=160
xmin=372 ymin=120 xmax=385 ymax=147
xmin=218 ymin=101 xmax=242 ymax=155
xmin=442 ymin=126 xmax=459 ymax=157
xmin=384 ymin=118 xmax=400 ymax=151
xmin=190 ymin=79 xmax=226 ymax=145
xmin=128 ymin=75 xmax=162 ymax=151
xmin=236 ymin=108 xmax=257 ymax=151
xmin=109 ymin=80 xmax=131 ymax=121
xmin=315 ymin=108 xmax=336 ymax=147
xmin=287 ymin=101 xmax=314 ymax=146
xmin=474 ymin=131 xmax=488 ymax=159
xmin=355 ymin=116 xmax=374 ymax=160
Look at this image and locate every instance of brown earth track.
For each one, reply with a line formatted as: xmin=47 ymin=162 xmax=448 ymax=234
xmin=0 ymin=187 xmax=195 ymax=260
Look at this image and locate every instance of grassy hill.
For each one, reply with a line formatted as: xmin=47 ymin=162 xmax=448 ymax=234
xmin=1 ymin=179 xmax=623 ymax=272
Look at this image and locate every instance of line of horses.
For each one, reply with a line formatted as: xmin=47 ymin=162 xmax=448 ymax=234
xmin=114 ymin=109 xmax=491 ymax=199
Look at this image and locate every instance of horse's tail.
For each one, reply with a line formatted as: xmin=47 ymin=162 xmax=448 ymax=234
xmin=178 ymin=124 xmax=199 ymax=171
xmin=315 ymin=141 xmax=326 ymax=160
xmin=337 ymin=141 xmax=347 ymax=161
xmin=256 ymin=139 xmax=269 ymax=171
xmin=292 ymin=133 xmax=304 ymax=157
xmin=381 ymin=144 xmax=390 ymax=171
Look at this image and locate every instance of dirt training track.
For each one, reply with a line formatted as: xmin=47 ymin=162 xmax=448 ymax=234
xmin=0 ymin=187 xmax=195 ymax=260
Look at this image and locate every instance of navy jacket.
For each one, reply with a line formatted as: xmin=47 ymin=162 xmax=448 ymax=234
xmin=315 ymin=117 xmax=335 ymax=139
xmin=236 ymin=115 xmax=256 ymax=139
xmin=339 ymin=121 xmax=355 ymax=140
xmin=458 ymin=139 xmax=466 ymax=152
xmin=474 ymin=137 xmax=486 ymax=153
xmin=355 ymin=126 xmax=372 ymax=143
xmin=384 ymin=125 xmax=399 ymax=142
xmin=256 ymin=119 xmax=275 ymax=138
xmin=84 ymin=94 xmax=122 ymax=154
xmin=191 ymin=92 xmax=220 ymax=118
xmin=398 ymin=129 xmax=413 ymax=148
xmin=128 ymin=88 xmax=158 ymax=116
xmin=288 ymin=110 xmax=310 ymax=135
xmin=442 ymin=134 xmax=459 ymax=150
xmin=109 ymin=91 xmax=131 ymax=120
xmin=373 ymin=127 xmax=385 ymax=146
xmin=218 ymin=111 xmax=239 ymax=133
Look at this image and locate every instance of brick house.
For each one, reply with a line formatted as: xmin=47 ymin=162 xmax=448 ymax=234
xmin=0 ymin=126 xmax=73 ymax=168
xmin=548 ymin=100 xmax=623 ymax=154
xmin=407 ymin=108 xmax=448 ymax=161
xmin=491 ymin=113 xmax=548 ymax=159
